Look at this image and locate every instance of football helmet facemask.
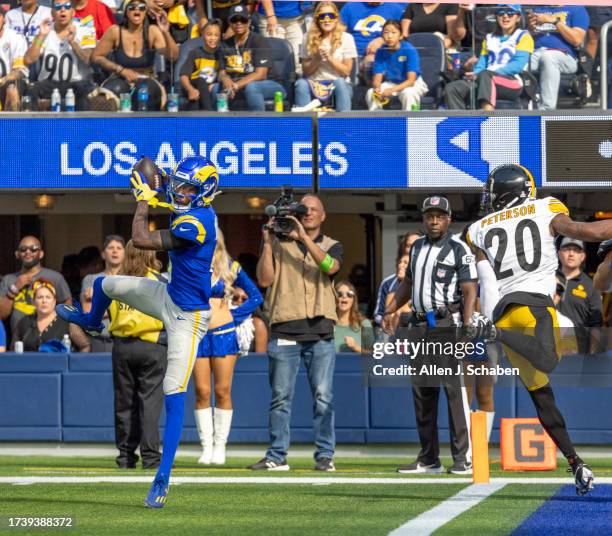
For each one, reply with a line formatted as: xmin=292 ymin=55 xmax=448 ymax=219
xmin=481 ymin=164 xmax=536 ymax=215
xmin=166 ymin=156 xmax=219 ymax=213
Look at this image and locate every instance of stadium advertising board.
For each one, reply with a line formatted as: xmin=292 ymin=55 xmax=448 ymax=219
xmin=0 ymin=116 xmax=315 ymax=189
xmin=318 ymin=114 xmax=612 ymax=190
xmin=1 ymin=114 xmax=610 ymax=190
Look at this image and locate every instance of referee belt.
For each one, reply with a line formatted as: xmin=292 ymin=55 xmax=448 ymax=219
xmin=412 ymin=308 xmax=453 ymax=322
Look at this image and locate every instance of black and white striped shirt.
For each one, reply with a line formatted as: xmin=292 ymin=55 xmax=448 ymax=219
xmin=407 ymin=234 xmax=477 ymax=314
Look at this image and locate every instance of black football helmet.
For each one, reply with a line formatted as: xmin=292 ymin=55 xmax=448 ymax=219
xmin=481 ymin=164 xmax=536 ymax=215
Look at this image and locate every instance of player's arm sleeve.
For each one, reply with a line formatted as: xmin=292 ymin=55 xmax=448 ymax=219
xmin=170 ymin=215 xmax=207 ymax=245
xmin=476 ymin=257 xmax=500 ymax=319
xmin=232 ymin=266 xmax=263 ymax=325
xmin=456 ymin=241 xmax=478 ymax=282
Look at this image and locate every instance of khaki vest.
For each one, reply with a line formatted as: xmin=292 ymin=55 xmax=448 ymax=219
xmin=266 ymin=236 xmax=339 ymax=325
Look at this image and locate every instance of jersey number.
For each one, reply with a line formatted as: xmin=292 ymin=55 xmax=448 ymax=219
xmin=0 ymin=58 xmax=7 ymax=78
xmin=484 ymin=220 xmax=542 ymax=280
xmin=44 ymin=54 xmax=74 ymax=82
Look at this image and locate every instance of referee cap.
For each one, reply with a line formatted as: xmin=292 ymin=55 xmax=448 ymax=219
xmin=422 ymin=196 xmax=451 ymax=216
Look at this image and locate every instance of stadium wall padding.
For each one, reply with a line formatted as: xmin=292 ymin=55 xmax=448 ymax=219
xmin=0 ymin=111 xmax=610 ymax=190
xmin=1 ymin=352 xmax=612 ymax=444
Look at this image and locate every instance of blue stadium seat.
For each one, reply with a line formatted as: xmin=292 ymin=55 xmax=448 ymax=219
xmin=263 ymin=37 xmax=296 ymax=110
xmin=406 ymin=33 xmax=447 ymax=109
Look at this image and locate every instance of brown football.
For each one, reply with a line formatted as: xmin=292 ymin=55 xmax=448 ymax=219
xmin=132 ymin=156 xmax=164 ymax=191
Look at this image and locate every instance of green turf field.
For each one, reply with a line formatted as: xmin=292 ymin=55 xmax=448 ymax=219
xmin=1 ymin=456 xmax=610 ymax=535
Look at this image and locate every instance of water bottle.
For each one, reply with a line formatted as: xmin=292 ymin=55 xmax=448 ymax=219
xmin=274 ymin=91 xmax=284 ymax=112
xmin=14 ymin=341 xmax=24 ymax=354
xmin=137 ymin=84 xmax=149 ymax=112
xmin=65 ymin=88 xmax=75 ymax=112
xmin=216 ymin=91 xmax=228 ymax=112
xmin=167 ymin=90 xmax=179 ymax=113
xmin=62 ymin=334 xmax=71 ymax=352
xmin=51 ymin=88 xmax=61 ymax=112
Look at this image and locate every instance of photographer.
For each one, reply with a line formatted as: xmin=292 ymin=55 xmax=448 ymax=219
xmin=249 ymin=193 xmax=342 ymax=472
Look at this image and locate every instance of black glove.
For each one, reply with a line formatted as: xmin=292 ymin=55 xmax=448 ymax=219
xmin=597 ymin=239 xmax=612 ymax=260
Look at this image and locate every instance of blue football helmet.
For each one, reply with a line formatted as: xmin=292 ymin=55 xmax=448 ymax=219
xmin=165 ymin=156 xmax=219 ymax=213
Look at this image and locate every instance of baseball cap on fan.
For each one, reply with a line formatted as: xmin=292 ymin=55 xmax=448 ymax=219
xmin=422 ymin=196 xmax=451 ymax=216
xmin=559 ymin=237 xmax=585 ymax=251
xmin=228 ymin=4 xmax=250 ymax=21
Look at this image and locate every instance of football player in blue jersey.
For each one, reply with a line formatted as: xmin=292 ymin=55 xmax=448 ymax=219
xmin=57 ymin=155 xmax=219 ymax=508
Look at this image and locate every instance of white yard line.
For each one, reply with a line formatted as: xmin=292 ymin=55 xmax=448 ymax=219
xmin=1 ymin=476 xmax=611 ymax=485
xmin=388 ymin=483 xmax=507 ymax=536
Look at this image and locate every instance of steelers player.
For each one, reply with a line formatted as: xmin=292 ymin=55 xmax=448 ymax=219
xmin=467 ymin=164 xmax=612 ymax=496
xmin=57 ymin=156 xmax=219 ymax=508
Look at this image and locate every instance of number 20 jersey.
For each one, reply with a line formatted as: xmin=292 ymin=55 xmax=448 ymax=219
xmin=467 ymin=197 xmax=569 ymax=299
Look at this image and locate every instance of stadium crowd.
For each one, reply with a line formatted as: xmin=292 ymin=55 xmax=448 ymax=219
xmin=1 ymin=1 xmax=611 ymax=112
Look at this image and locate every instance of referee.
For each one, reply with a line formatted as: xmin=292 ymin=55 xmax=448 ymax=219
xmin=383 ymin=196 xmax=478 ymax=475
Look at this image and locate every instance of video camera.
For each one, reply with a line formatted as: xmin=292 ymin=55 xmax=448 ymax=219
xmin=264 ymin=186 xmax=308 ymax=240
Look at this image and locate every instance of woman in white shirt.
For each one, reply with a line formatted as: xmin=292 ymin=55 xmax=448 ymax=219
xmin=293 ymin=1 xmax=357 ymax=111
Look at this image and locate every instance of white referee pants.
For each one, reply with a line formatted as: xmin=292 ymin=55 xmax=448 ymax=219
xmin=101 ymin=276 xmax=210 ymax=395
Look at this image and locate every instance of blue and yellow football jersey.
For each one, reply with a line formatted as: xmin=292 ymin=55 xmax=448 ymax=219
xmin=167 ymin=206 xmax=218 ymax=311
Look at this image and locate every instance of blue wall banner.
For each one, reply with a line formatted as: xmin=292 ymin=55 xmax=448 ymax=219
xmin=319 ymin=115 xmax=543 ymax=189
xmin=0 ymin=116 xmax=314 ymax=189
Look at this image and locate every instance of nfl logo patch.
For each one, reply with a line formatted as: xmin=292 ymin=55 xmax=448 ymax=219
xmin=437 ymin=268 xmax=446 ymax=278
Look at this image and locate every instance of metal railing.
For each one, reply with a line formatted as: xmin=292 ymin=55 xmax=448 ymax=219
xmin=601 ymin=20 xmax=612 ymax=109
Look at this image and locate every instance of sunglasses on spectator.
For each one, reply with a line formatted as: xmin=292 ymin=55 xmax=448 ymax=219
xmin=18 ymin=245 xmax=41 ymax=253
xmin=337 ymin=291 xmax=355 ymax=299
xmin=127 ymin=3 xmax=146 ymax=11
xmin=317 ymin=12 xmax=337 ymax=23
xmin=53 ymin=2 xmax=72 ymax=10
xmin=495 ymin=9 xmax=518 ymax=16
xmin=230 ymin=16 xmax=249 ymax=24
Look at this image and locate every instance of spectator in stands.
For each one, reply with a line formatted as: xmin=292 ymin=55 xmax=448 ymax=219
xmin=217 ymin=4 xmax=286 ymax=111
xmin=401 ymin=2 xmax=467 ymax=49
xmin=340 ymin=1 xmax=404 ymax=81
xmin=179 ymin=19 xmax=221 ymax=111
xmin=293 ymin=1 xmax=357 ymax=112
xmin=366 ymin=19 xmax=428 ymax=111
xmin=81 ymin=235 xmax=125 ymax=352
xmin=257 ymin=1 xmax=310 ymax=71
xmin=5 ymin=0 xmax=51 ymax=45
xmin=109 ymin=240 xmax=167 ymax=469
xmin=0 ymin=320 xmax=6 ymax=352
xmin=527 ymin=4 xmax=589 ymax=110
xmin=444 ymin=5 xmax=533 ymax=110
xmin=556 ymin=237 xmax=603 ymax=354
xmin=373 ymin=235 xmax=419 ymax=329
xmin=193 ymin=231 xmax=262 ymax=466
xmin=585 ymin=7 xmax=612 ymax=64
xmin=0 ymin=5 xmax=27 ymax=111
xmin=397 ymin=231 xmax=420 ymax=261
xmin=78 ymin=245 xmax=104 ymax=281
xmin=91 ymin=0 xmax=178 ymax=111
xmin=0 ymin=236 xmax=71 ymax=334
xmin=24 ymin=3 xmax=97 ymax=111
xmin=11 ymin=280 xmax=90 ymax=352
xmin=250 ymin=194 xmax=342 ymax=472
xmin=73 ymin=0 xmax=115 ymax=40
xmin=334 ymin=280 xmax=373 ymax=353
xmin=384 ymin=254 xmax=411 ymax=334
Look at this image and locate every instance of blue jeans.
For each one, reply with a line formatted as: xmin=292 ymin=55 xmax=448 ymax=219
xmin=295 ymin=77 xmax=353 ymax=111
xmin=212 ymin=80 xmax=286 ymax=111
xmin=266 ymin=338 xmax=336 ymax=462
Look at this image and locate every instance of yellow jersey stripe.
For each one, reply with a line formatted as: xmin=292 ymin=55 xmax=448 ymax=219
xmin=179 ymin=311 xmax=201 ymax=392
xmin=549 ymin=202 xmax=569 ymax=215
xmin=172 ymin=215 xmax=206 ymax=244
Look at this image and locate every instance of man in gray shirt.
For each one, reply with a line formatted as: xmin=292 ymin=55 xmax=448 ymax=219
xmin=0 ymin=236 xmax=71 ymax=333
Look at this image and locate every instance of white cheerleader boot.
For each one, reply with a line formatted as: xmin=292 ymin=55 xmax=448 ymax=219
xmin=194 ymin=407 xmax=214 ymax=464
xmin=211 ymin=408 xmax=233 ymax=465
